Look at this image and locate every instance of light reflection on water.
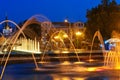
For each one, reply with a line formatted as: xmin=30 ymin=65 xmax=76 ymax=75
xmin=1 ymin=63 xmax=120 ymax=80
xmin=51 ymin=74 xmax=86 ymax=80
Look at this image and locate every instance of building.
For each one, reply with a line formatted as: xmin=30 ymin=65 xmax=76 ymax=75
xmin=2 ymin=16 xmax=13 ymax=37
xmin=53 ymin=21 xmax=85 ymax=37
xmin=52 ymin=21 xmax=86 ymax=49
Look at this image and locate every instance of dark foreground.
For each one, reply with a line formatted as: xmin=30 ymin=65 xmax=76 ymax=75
xmin=1 ymin=62 xmax=120 ymax=80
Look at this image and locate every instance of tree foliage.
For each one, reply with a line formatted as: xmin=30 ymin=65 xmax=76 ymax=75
xmin=86 ymin=0 xmax=120 ymax=40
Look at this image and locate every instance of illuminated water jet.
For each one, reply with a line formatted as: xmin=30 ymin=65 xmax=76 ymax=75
xmin=1 ymin=15 xmax=119 ymax=80
xmin=0 ymin=14 xmax=53 ymax=79
xmin=104 ymin=38 xmax=120 ymax=69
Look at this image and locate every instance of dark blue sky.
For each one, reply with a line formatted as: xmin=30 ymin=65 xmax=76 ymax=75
xmin=0 ymin=0 xmax=120 ymax=23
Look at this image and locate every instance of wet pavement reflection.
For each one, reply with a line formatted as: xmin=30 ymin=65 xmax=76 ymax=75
xmin=1 ymin=63 xmax=120 ymax=80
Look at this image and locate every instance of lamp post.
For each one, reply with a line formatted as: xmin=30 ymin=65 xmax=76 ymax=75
xmin=64 ymin=18 xmax=73 ymax=50
xmin=64 ymin=19 xmax=72 ymax=40
xmin=75 ymin=31 xmax=82 ymax=49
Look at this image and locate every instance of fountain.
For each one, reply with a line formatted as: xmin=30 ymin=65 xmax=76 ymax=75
xmin=104 ymin=38 xmax=120 ymax=69
xmin=0 ymin=15 xmax=120 ymax=80
xmin=87 ymin=30 xmax=120 ymax=70
xmin=13 ymin=37 xmax=41 ymax=53
xmin=0 ymin=14 xmax=53 ymax=79
xmin=40 ymin=30 xmax=81 ymax=63
xmin=89 ymin=30 xmax=105 ymax=62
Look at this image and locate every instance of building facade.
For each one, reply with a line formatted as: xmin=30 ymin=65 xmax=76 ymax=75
xmin=52 ymin=21 xmax=86 ymax=49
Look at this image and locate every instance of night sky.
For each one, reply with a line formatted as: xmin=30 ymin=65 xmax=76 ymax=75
xmin=0 ymin=0 xmax=120 ymax=23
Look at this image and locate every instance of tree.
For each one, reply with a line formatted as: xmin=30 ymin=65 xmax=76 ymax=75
xmin=101 ymin=0 xmax=110 ymax=6
xmin=86 ymin=0 xmax=120 ymax=40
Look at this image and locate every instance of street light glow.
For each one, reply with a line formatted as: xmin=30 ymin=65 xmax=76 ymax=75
xmin=63 ymin=34 xmax=68 ymax=38
xmin=54 ymin=36 xmax=59 ymax=39
xmin=76 ymin=31 xmax=82 ymax=36
xmin=64 ymin=19 xmax=68 ymax=23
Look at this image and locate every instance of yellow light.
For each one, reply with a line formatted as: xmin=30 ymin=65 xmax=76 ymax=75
xmin=76 ymin=31 xmax=82 ymax=36
xmin=63 ymin=34 xmax=68 ymax=38
xmin=73 ymin=77 xmax=86 ymax=80
xmin=54 ymin=36 xmax=59 ymax=39
xmin=60 ymin=61 xmax=71 ymax=65
xmin=87 ymin=67 xmax=97 ymax=71
xmin=115 ymin=65 xmax=120 ymax=69
xmin=88 ymin=59 xmax=94 ymax=62
xmin=62 ymin=51 xmax=69 ymax=53
xmin=62 ymin=77 xmax=70 ymax=80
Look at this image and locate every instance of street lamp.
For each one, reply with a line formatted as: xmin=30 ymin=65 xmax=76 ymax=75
xmin=64 ymin=18 xmax=73 ymax=50
xmin=75 ymin=31 xmax=82 ymax=36
xmin=63 ymin=34 xmax=68 ymax=38
xmin=75 ymin=31 xmax=82 ymax=49
xmin=64 ymin=19 xmax=72 ymax=40
xmin=64 ymin=19 xmax=68 ymax=23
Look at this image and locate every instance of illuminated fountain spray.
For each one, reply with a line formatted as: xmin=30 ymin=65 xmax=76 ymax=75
xmin=89 ymin=30 xmax=105 ymax=62
xmin=2 ymin=16 xmax=120 ymax=80
xmin=0 ymin=14 xmax=53 ymax=80
xmin=0 ymin=20 xmax=27 ymax=80
xmin=13 ymin=37 xmax=40 ymax=53
xmin=104 ymin=38 xmax=120 ymax=69
xmin=40 ymin=30 xmax=81 ymax=66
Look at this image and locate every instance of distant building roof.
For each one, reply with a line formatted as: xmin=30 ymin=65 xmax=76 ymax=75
xmin=52 ymin=22 xmax=74 ymax=28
